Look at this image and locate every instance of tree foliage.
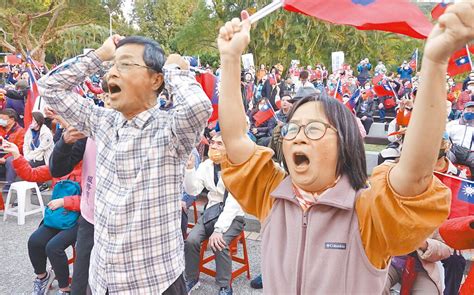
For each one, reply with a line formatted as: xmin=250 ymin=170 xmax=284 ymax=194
xmin=133 ymin=0 xmax=198 ymax=53
xmin=136 ymin=0 xmax=433 ymax=73
xmin=0 ymin=0 xmax=132 ymax=63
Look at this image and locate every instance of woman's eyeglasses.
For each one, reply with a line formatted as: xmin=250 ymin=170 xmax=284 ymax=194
xmin=281 ymin=121 xmax=337 ymax=140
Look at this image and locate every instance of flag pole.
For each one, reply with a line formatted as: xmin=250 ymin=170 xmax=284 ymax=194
xmin=387 ymin=80 xmax=399 ymax=101
xmin=415 ymin=48 xmax=419 ymax=73
xmin=248 ymin=0 xmax=283 ymax=24
xmin=466 ymin=44 xmax=473 ymax=72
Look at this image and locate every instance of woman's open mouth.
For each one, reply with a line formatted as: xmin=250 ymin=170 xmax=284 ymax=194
xmin=293 ymin=152 xmax=310 ymax=170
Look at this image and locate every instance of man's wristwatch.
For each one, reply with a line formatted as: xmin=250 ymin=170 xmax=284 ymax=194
xmin=214 ymin=228 xmax=224 ymax=234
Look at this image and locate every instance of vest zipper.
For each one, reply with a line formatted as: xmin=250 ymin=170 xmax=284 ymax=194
xmin=296 ymin=210 xmax=309 ymax=295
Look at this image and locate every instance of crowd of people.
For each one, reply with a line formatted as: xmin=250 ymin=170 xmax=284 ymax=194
xmin=0 ymin=2 xmax=473 ymax=295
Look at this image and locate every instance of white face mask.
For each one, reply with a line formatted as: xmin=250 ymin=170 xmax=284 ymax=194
xmin=468 ymin=86 xmax=474 ymax=92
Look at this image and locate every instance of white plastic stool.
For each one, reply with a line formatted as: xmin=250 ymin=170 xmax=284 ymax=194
xmin=3 ymin=181 xmax=45 ymax=225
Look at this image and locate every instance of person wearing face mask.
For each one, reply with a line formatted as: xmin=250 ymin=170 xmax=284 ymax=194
xmin=183 ymin=133 xmax=245 ymax=295
xmin=214 ymin=4 xmax=470 ymax=293
xmin=0 ymin=79 xmax=29 ymax=127
xmin=159 ymin=89 xmax=173 ymax=111
xmin=447 ymin=101 xmax=474 ymax=176
xmin=0 ymin=108 xmax=26 ymax=194
xmin=397 ymin=61 xmax=414 ymax=81
xmin=23 ymin=111 xmax=53 ymax=168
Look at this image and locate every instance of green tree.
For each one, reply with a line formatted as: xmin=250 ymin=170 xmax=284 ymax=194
xmin=133 ymin=0 xmax=430 ymax=73
xmin=0 ymin=0 xmax=121 ymax=62
xmin=133 ymin=0 xmax=198 ymax=52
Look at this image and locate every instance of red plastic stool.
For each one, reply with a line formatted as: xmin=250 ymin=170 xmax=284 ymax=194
xmin=199 ymin=231 xmax=250 ymax=285
xmin=187 ymin=201 xmax=199 ymax=229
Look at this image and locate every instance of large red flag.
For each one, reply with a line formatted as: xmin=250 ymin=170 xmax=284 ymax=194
xmin=283 ymin=0 xmax=433 ymax=39
xmin=431 ymin=3 xmax=449 ymax=21
xmin=447 ymin=45 xmax=473 ymax=77
xmin=23 ymin=64 xmax=39 ymax=128
xmin=434 ymin=172 xmax=474 ymax=219
xmin=195 ymin=72 xmax=219 ymax=122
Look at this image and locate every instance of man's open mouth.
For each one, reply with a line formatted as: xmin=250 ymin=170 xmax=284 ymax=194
xmin=293 ymin=152 xmax=310 ymax=167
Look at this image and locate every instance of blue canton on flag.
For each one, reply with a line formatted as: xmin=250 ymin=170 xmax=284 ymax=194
xmin=458 ymin=182 xmax=474 ymax=204
xmin=455 ymin=56 xmax=469 ymax=67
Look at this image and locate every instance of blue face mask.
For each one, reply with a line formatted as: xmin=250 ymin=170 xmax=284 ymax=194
xmin=463 ymin=112 xmax=474 ymax=121
xmin=0 ymin=118 xmax=7 ymax=127
xmin=160 ymin=99 xmax=166 ymax=108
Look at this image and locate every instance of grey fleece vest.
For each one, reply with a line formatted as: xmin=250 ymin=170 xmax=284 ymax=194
xmin=261 ymin=175 xmax=388 ymax=295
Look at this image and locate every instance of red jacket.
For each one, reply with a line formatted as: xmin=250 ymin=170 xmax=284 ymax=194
xmin=0 ymin=123 xmax=25 ymax=157
xmin=12 ymin=156 xmax=82 ymax=211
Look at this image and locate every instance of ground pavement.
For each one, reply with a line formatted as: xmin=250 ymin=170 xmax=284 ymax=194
xmin=0 ymin=212 xmax=263 ymax=295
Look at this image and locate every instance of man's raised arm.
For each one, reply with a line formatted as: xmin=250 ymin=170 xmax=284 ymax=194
xmin=37 ymin=37 xmax=118 ymax=138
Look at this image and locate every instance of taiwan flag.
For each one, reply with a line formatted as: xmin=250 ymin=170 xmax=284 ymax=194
xmin=344 ymin=89 xmax=360 ymax=112
xmin=431 ymin=2 xmax=449 ymax=21
xmin=6 ymin=54 xmax=22 ymax=65
xmin=435 ymin=172 xmax=474 ymax=219
xmin=373 ymin=82 xmax=394 ymax=97
xmin=195 ymin=72 xmax=219 ymax=122
xmin=372 ymin=74 xmax=384 ymax=86
xmin=447 ymin=46 xmax=473 ymax=77
xmin=253 ymin=102 xmax=275 ymax=127
xmin=283 ymin=0 xmax=433 ymax=39
xmin=408 ymin=49 xmax=418 ymax=72
xmin=23 ymin=57 xmax=40 ymax=128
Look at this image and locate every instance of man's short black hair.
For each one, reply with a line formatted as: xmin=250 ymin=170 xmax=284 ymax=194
xmin=0 ymin=108 xmax=18 ymax=121
xmin=116 ymin=36 xmax=166 ymax=93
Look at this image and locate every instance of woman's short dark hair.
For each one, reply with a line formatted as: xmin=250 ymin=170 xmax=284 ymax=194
xmin=0 ymin=108 xmax=18 ymax=122
xmin=116 ymin=36 xmax=166 ymax=93
xmin=283 ymin=93 xmax=368 ymax=191
xmin=32 ymin=111 xmax=45 ymax=127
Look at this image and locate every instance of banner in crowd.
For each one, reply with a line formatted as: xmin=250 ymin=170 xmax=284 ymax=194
xmin=434 ymin=172 xmax=474 ymax=219
xmin=331 ymin=51 xmax=344 ymax=74
xmin=242 ymin=53 xmax=254 ymax=70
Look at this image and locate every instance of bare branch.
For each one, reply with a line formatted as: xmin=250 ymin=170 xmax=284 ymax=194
xmin=53 ymin=21 xmax=91 ymax=35
xmin=0 ymin=27 xmax=16 ymax=52
xmin=30 ymin=0 xmax=66 ymax=20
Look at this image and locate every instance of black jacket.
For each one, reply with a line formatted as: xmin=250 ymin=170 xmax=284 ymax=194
xmin=49 ymin=136 xmax=87 ymax=178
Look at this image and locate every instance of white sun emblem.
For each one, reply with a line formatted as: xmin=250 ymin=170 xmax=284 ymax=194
xmin=463 ymin=185 xmax=474 ymax=197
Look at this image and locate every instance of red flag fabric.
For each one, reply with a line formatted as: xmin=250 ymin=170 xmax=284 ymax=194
xmin=283 ymin=0 xmax=433 ymax=39
xmin=431 ymin=3 xmax=449 ymax=21
xmin=447 ymin=46 xmax=473 ymax=77
xmin=373 ymin=83 xmax=393 ymax=97
xmin=434 ymin=172 xmax=474 ymax=219
xmin=5 ymin=54 xmax=22 ymax=65
xmin=23 ymin=64 xmax=39 ymax=128
xmin=195 ymin=72 xmax=219 ymax=122
xmin=372 ymin=74 xmax=383 ymax=86
xmin=253 ymin=103 xmax=275 ymax=127
xmin=439 ymin=216 xmax=474 ymax=250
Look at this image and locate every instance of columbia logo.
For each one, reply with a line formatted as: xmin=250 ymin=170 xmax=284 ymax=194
xmin=325 ymin=242 xmax=346 ymax=250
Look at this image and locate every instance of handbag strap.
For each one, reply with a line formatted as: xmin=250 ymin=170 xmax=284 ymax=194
xmin=214 ymin=163 xmax=229 ymax=206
